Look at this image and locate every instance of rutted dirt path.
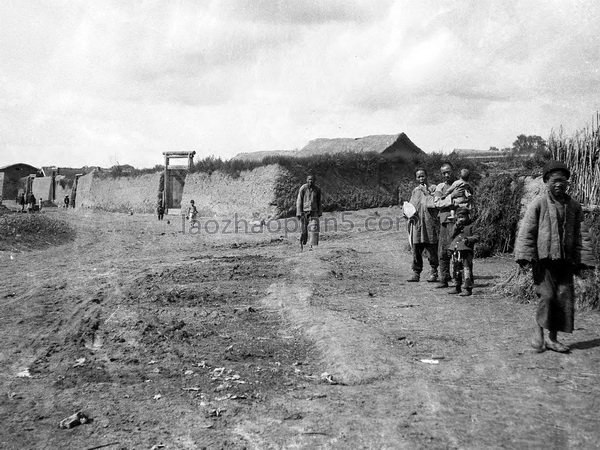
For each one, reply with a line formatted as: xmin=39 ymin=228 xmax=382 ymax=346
xmin=1 ymin=208 xmax=599 ymax=449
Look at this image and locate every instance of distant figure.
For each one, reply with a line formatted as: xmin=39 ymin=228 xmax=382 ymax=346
xmin=406 ymin=168 xmax=439 ymax=283
xmin=296 ymin=174 xmax=322 ymax=251
xmin=39 ymin=197 xmax=43 ymax=211
xmin=27 ymin=193 xmax=36 ymax=212
xmin=18 ymin=191 xmax=26 ymax=212
xmin=515 ymin=160 xmax=584 ymax=353
xmin=187 ymin=200 xmax=198 ymax=222
xmin=64 ymin=195 xmax=70 ymax=208
xmin=157 ymin=199 xmax=165 ymax=221
xmin=447 ymin=207 xmax=479 ymax=296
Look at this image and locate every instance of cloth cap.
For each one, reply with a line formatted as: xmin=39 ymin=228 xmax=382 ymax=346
xmin=542 ymin=161 xmax=570 ymax=182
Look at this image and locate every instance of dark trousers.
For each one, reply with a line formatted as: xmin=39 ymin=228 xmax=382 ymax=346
xmin=533 ymin=260 xmax=575 ymax=333
xmin=412 ymin=243 xmax=439 ymax=276
xmin=300 ymin=212 xmax=319 ymax=246
xmin=450 ymin=250 xmax=474 ymax=290
xmin=437 ymin=222 xmax=453 ymax=282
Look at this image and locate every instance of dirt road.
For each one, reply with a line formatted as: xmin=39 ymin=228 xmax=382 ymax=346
xmin=1 ymin=208 xmax=599 ymax=449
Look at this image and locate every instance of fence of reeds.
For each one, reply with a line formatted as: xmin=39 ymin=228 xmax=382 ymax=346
xmin=548 ymin=112 xmax=600 ymax=207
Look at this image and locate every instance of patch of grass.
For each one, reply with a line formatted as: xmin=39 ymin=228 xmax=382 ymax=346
xmin=575 ymin=269 xmax=600 ymax=310
xmin=584 ymin=210 xmax=600 ymax=263
xmin=0 ymin=211 xmax=75 ymax=251
xmin=191 ymin=156 xmax=264 ymax=179
xmin=493 ymin=266 xmax=536 ymax=303
xmin=495 ymin=266 xmax=599 ymax=310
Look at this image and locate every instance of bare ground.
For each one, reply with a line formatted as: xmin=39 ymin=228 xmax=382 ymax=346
xmin=1 ymin=207 xmax=599 ymax=449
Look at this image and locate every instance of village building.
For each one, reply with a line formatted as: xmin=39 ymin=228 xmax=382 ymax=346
xmin=233 ymin=132 xmax=425 ymax=161
xmin=0 ymin=163 xmax=39 ymax=201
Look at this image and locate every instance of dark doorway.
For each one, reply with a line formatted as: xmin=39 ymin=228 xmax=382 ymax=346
xmin=165 ymin=169 xmax=186 ymax=209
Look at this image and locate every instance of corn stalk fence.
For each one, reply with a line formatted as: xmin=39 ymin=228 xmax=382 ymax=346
xmin=548 ymin=112 xmax=600 ymax=208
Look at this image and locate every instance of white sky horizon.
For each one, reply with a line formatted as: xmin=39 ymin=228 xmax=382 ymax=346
xmin=2 ymin=1 xmax=599 ymax=169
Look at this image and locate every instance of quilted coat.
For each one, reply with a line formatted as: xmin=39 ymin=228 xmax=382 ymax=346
xmin=514 ymin=190 xmax=583 ymax=265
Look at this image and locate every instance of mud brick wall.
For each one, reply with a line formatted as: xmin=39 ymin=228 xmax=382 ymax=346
xmin=181 ymin=164 xmax=286 ymax=219
xmin=31 ymin=177 xmax=53 ymax=203
xmin=54 ymin=177 xmax=72 ymax=206
xmin=76 ymin=172 xmax=161 ymax=213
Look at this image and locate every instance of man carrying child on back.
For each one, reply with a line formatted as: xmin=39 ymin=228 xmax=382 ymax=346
xmin=433 ymin=162 xmax=468 ymax=288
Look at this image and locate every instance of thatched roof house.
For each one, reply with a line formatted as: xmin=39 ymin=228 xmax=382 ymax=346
xmin=298 ymin=132 xmax=424 ymax=159
xmin=233 ymin=132 xmax=424 ymax=161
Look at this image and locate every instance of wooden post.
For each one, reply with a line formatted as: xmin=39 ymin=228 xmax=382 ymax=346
xmin=164 ymin=155 xmax=169 ymax=209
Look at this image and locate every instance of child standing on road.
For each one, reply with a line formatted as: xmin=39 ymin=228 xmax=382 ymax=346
xmin=18 ymin=191 xmax=26 ymax=212
xmin=157 ymin=198 xmax=165 ymax=221
xmin=187 ymin=200 xmax=198 ymax=222
xmin=447 ymin=207 xmax=478 ymax=296
xmin=406 ymin=168 xmax=439 ymax=282
xmin=515 ymin=160 xmax=584 ymax=353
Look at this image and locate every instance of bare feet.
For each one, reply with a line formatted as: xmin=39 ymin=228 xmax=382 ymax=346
xmin=546 ymin=330 xmax=570 ymax=353
xmin=531 ymin=326 xmax=545 ymax=353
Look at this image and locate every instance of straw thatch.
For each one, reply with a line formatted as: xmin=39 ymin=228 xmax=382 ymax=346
xmin=233 ymin=132 xmax=425 ymax=161
xmin=299 ymin=132 xmax=424 ymax=158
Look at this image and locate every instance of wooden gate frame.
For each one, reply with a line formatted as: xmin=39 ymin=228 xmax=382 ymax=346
xmin=162 ymin=151 xmax=196 ymax=210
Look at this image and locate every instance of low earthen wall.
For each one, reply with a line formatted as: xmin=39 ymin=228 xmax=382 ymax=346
xmin=181 ymin=164 xmax=286 ymax=219
xmin=73 ymin=165 xmax=286 ymax=217
xmin=75 ymin=172 xmax=161 ymax=213
xmin=31 ymin=177 xmax=53 ymax=203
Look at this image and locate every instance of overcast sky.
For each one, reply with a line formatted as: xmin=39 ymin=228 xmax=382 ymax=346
xmin=1 ymin=0 xmax=599 ymax=169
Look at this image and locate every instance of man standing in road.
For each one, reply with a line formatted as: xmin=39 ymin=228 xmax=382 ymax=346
xmin=433 ymin=162 xmax=465 ymax=288
xmin=296 ymin=174 xmax=323 ymax=251
xmin=406 ymin=168 xmax=439 ymax=282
